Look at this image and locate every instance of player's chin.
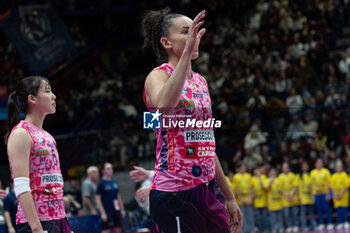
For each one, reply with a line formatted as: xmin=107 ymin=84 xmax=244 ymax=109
xmin=49 ymin=108 xmax=56 ymax=114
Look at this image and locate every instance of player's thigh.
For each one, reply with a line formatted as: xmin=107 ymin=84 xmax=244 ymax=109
xmin=150 ymin=187 xmax=206 ymax=233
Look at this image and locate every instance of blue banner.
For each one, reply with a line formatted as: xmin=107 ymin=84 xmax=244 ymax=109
xmin=0 ymin=5 xmax=75 ymax=73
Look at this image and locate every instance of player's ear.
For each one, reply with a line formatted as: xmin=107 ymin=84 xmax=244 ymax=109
xmin=160 ymin=37 xmax=172 ymax=49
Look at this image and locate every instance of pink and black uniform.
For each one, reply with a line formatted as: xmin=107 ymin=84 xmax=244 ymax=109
xmin=143 ymin=64 xmax=230 ymax=233
xmin=9 ymin=120 xmax=71 ymax=233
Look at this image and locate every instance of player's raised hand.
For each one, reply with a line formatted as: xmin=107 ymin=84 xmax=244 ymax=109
xmin=184 ymin=10 xmax=206 ymax=55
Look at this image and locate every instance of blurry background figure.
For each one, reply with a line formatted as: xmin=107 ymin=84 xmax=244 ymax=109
xmin=3 ymin=180 xmax=18 ymax=233
xmin=64 ymin=177 xmax=83 ymax=217
xmin=129 ymin=166 xmax=153 ymax=229
xmin=0 ymin=180 xmax=5 ymax=226
xmin=64 ymin=194 xmax=82 ymax=218
xmin=96 ymin=162 xmax=125 ymax=233
xmin=298 ymin=161 xmax=316 ymax=231
xmin=330 ymin=160 xmax=350 ymax=230
xmin=234 ymin=163 xmax=255 ymax=233
xmin=82 ymin=166 xmax=100 ymax=215
xmin=311 ymin=158 xmax=333 ymax=230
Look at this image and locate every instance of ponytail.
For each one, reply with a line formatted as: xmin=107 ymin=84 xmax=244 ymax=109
xmin=4 ymin=76 xmax=48 ymax=144
xmin=142 ymin=7 xmax=184 ymax=61
xmin=4 ymin=91 xmax=20 ymax=144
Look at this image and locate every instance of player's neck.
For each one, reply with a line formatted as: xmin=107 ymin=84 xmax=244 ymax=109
xmin=103 ymin=175 xmax=112 ymax=181
xmin=25 ymin=111 xmax=45 ymax=131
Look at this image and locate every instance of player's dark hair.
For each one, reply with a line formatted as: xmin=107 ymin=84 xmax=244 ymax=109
xmin=142 ymin=7 xmax=184 ymax=61
xmin=5 ymin=76 xmax=49 ymax=144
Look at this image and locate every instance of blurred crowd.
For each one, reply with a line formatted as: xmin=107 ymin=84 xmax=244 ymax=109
xmin=1 ymin=0 xmax=350 ymax=181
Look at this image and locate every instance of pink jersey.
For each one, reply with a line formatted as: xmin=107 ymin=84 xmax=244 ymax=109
xmin=9 ymin=120 xmax=66 ymax=224
xmin=143 ymin=63 xmax=216 ymax=192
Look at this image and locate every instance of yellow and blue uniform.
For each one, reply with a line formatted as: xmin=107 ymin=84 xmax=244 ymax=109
xmin=252 ymin=175 xmax=268 ymax=232
xmin=310 ymin=168 xmax=331 ymax=195
xmin=310 ymin=168 xmax=333 ymax=225
xmin=330 ymin=172 xmax=349 ymax=208
xmin=299 ymin=173 xmax=313 ymax=205
xmin=331 ymin=172 xmax=349 ymax=224
xmin=265 ymin=177 xmax=283 ymax=232
xmin=265 ymin=177 xmax=283 ymax=211
xmin=234 ymin=172 xmax=255 ymax=232
xmin=299 ymin=172 xmax=316 ymax=229
xmin=278 ymin=172 xmax=299 ymax=228
xmin=252 ymin=175 xmax=267 ymax=208
xmin=278 ymin=172 xmax=298 ymax=207
xmin=233 ymin=173 xmax=253 ymax=205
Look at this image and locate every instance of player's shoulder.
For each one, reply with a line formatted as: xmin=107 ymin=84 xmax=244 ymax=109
xmin=8 ymin=127 xmax=32 ymax=144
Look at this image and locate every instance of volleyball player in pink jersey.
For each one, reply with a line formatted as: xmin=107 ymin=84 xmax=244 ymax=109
xmin=5 ymin=76 xmax=72 ymax=233
xmin=142 ymin=8 xmax=243 ymax=233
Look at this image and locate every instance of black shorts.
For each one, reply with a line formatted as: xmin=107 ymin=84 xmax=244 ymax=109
xmin=101 ymin=210 xmax=121 ymax=230
xmin=150 ymin=179 xmax=230 ymax=233
xmin=17 ymin=217 xmax=71 ymax=233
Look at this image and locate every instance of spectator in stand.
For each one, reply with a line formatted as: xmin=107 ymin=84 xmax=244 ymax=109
xmin=338 ymin=52 xmax=350 ymax=80
xmin=285 ymin=88 xmax=303 ymax=116
xmin=244 ymin=124 xmax=266 ymax=153
xmin=118 ymin=98 xmax=137 ymax=120
xmin=286 ymin=114 xmax=304 ymax=140
xmin=246 ymin=88 xmax=266 ymax=115
xmin=344 ymin=131 xmax=350 ymax=158
xmin=82 ymin=166 xmax=100 ymax=215
xmin=324 ymin=88 xmax=341 ymax=105
xmin=303 ymin=114 xmax=318 ymax=139
xmin=315 ymin=131 xmax=327 ymax=152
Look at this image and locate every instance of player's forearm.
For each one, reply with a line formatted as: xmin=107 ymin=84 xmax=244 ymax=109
xmin=18 ymin=192 xmax=43 ymax=232
xmin=96 ymin=196 xmax=106 ymax=215
xmin=155 ymin=52 xmax=192 ymax=111
xmin=72 ymin=199 xmax=81 ymax=209
xmin=118 ymin=194 xmax=125 ymax=212
xmin=214 ymin=155 xmax=236 ymax=202
xmin=83 ymin=197 xmax=94 ymax=213
xmin=4 ymin=211 xmax=13 ymax=229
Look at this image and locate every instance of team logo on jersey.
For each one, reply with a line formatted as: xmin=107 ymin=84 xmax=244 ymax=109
xmin=186 ymin=147 xmax=195 ymax=156
xmin=189 ymin=84 xmax=200 ymax=91
xmin=185 ymin=146 xmax=216 ymax=157
xmin=184 ymin=130 xmax=216 ymax=143
xmin=192 ymin=165 xmax=202 ymax=177
xmin=35 ymin=149 xmax=50 ymax=157
xmin=192 ymin=93 xmax=203 ymax=98
xmin=41 ymin=174 xmax=64 ymax=185
xmin=143 ymin=110 xmax=161 ymax=129
xmin=177 ymin=99 xmax=195 ymax=108
xmin=33 ymin=133 xmax=44 ymax=144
